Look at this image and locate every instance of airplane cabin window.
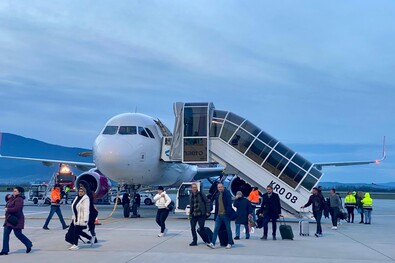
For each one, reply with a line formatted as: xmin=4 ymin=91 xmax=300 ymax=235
xmin=119 ymin=126 xmax=137 ymax=135
xmin=102 ymin=126 xmax=118 ymax=135
xmin=138 ymin=127 xmax=149 ymax=137
xmin=145 ymin=128 xmax=155 ymax=138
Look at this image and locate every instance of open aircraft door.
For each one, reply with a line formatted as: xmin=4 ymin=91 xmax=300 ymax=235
xmin=175 ymin=182 xmax=201 ymax=215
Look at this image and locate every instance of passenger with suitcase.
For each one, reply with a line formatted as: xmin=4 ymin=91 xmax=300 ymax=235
xmin=233 ymin=191 xmax=253 ymax=240
xmin=189 ymin=183 xmax=211 ymax=246
xmin=207 ymin=183 xmax=234 ymax=249
xmin=301 ymin=187 xmax=326 ymax=237
xmin=257 ymin=185 xmax=281 ymax=240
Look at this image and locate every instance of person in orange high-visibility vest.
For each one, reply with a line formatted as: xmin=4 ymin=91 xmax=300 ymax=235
xmin=43 ymin=184 xmax=69 ymax=230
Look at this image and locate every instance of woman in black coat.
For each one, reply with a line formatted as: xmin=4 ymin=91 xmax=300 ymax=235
xmin=233 ymin=191 xmax=253 ymax=240
xmin=1 ymin=187 xmax=33 ymax=255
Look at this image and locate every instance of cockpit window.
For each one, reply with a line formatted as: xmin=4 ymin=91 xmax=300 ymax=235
xmin=119 ymin=126 xmax=137 ymax=135
xmin=102 ymin=126 xmax=118 ymax=135
xmin=145 ymin=128 xmax=155 ymax=139
xmin=138 ymin=127 xmax=149 ymax=137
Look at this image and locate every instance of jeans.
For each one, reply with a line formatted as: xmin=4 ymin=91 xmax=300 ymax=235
xmin=43 ymin=205 xmax=67 ymax=228
xmin=212 ymin=214 xmax=233 ymax=246
xmin=330 ymin=207 xmax=339 ymax=227
xmin=313 ymin=211 xmax=323 ymax=234
xmin=190 ymin=215 xmax=206 ymax=242
xmin=263 ymin=215 xmax=277 ymax=237
xmin=156 ymin=208 xmax=170 ymax=233
xmin=364 ymin=209 xmax=372 ymax=224
xmin=235 ymin=223 xmax=249 ymax=238
xmin=346 ymin=207 xmax=355 ymax=222
xmin=1 ymin=226 xmax=32 ymax=253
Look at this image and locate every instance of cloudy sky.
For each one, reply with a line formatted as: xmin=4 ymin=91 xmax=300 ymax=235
xmin=0 ymin=1 xmax=394 ymax=183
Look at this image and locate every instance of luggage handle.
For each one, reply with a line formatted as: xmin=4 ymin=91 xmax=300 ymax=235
xmin=279 ymin=215 xmax=287 ymax=225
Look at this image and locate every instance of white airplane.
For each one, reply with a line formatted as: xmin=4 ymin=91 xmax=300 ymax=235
xmin=0 ymin=110 xmax=386 ymax=204
xmin=0 ymin=113 xmax=223 ymax=198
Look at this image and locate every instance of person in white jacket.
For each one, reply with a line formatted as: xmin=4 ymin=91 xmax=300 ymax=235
xmin=153 ymin=186 xmax=171 ymax=237
xmin=69 ymin=187 xmax=90 ymax=250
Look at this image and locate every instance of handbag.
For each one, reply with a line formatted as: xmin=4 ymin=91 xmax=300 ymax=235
xmin=6 ymin=215 xmax=18 ymax=226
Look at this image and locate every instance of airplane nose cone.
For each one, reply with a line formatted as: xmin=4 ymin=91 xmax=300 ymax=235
xmin=93 ymin=137 xmax=134 ymax=172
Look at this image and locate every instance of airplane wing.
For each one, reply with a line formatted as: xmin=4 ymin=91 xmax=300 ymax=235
xmin=0 ymin=154 xmax=95 ymax=171
xmin=313 ymin=136 xmax=387 ymax=170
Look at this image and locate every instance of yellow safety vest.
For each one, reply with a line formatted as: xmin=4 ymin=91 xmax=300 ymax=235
xmin=345 ymin=194 xmax=356 ymax=206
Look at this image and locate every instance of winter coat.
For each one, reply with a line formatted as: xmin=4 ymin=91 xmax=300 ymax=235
xmin=4 ymin=194 xmax=26 ymax=229
xmin=303 ymin=194 xmax=326 ymax=212
xmin=257 ymin=192 xmax=281 ymax=219
xmin=233 ymin=197 xmax=253 ymax=224
xmin=361 ymin=193 xmax=373 ymax=210
xmin=248 ymin=190 xmax=260 ymax=204
xmin=71 ymin=195 xmax=90 ymax=226
xmin=154 ymin=191 xmax=171 ymax=209
xmin=50 ymin=188 xmax=62 ymax=206
xmin=212 ymin=189 xmax=236 ymax=220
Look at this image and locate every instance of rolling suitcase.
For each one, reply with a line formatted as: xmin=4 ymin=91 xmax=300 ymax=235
xmin=279 ymin=217 xmax=294 ymax=240
xmin=299 ymin=208 xmax=309 ymax=236
xmin=197 ymin=227 xmax=213 ymax=244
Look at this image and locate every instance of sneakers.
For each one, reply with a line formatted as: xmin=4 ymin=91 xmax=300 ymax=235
xmin=189 ymin=241 xmax=197 ymax=246
xmin=163 ymin=228 xmax=168 ymax=236
xmin=43 ymin=226 xmax=50 ymax=230
xmin=157 ymin=233 xmax=164 ymax=237
xmin=90 ymin=236 xmax=95 ymax=247
xmin=272 ymin=236 xmax=277 ymax=240
xmin=234 ymin=236 xmax=240 ymax=240
xmin=26 ymin=244 xmax=33 ymax=253
xmin=260 ymin=235 xmax=267 ymax=240
xmin=207 ymin=243 xmax=215 ymax=249
xmin=225 ymin=244 xmax=232 ymax=249
xmin=69 ymin=245 xmax=79 ymax=251
xmin=331 ymin=226 xmax=338 ymax=230
xmin=63 ymin=225 xmax=70 ymax=230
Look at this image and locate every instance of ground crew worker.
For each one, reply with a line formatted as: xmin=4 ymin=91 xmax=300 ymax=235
xmin=248 ymin=187 xmax=260 ymax=222
xmin=64 ymin=186 xmax=70 ymax=204
xmin=361 ymin=193 xmax=373 ymax=224
xmin=43 ymin=184 xmax=69 ymax=230
xmin=344 ymin=191 xmax=356 ymax=223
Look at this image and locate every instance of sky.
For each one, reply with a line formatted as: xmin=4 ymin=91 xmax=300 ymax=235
xmin=0 ymin=1 xmax=394 ymax=183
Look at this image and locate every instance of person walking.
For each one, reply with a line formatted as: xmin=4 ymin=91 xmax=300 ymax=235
xmin=344 ymin=191 xmax=356 ymax=223
xmin=43 ymin=184 xmax=69 ymax=230
xmin=68 ymin=187 xmax=90 ymax=251
xmin=1 ymin=187 xmax=33 ymax=256
xmin=78 ymin=182 xmax=98 ymax=245
xmin=153 ymin=186 xmax=171 ymax=237
xmin=361 ymin=192 xmax=373 ymax=224
xmin=207 ymin=183 xmax=235 ymax=249
xmin=329 ymin=188 xmax=342 ymax=230
xmin=189 ymin=183 xmax=210 ymax=246
xmin=234 ymin=191 xmax=253 ymax=240
xmin=257 ymin=185 xmax=281 ymax=240
xmin=64 ymin=185 xmax=70 ymax=204
xmin=356 ymin=191 xmax=365 ymax=224
xmin=301 ymin=187 xmax=326 ymax=237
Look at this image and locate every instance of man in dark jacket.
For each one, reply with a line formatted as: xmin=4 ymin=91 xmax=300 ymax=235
xmin=301 ymin=187 xmax=326 ymax=237
xmin=189 ymin=183 xmax=211 ymax=246
xmin=233 ymin=191 xmax=253 ymax=240
xmin=207 ymin=183 xmax=235 ymax=249
xmin=257 ymin=185 xmax=281 ymax=240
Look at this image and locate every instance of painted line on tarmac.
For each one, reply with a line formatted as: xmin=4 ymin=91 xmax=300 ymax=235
xmin=98 ymin=227 xmax=189 ymax=232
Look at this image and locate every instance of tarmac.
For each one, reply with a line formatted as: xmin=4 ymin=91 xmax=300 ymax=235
xmin=0 ymin=195 xmax=394 ymax=263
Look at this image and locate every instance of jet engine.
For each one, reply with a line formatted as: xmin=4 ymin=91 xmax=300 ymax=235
xmin=229 ymin=176 xmax=253 ymax=197
xmin=75 ymin=169 xmax=111 ymax=199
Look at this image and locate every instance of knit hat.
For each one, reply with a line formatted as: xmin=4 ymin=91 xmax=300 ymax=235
xmin=236 ymin=191 xmax=243 ymax=196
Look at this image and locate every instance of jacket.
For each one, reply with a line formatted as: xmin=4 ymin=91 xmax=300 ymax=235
xmin=329 ymin=194 xmax=342 ymax=210
xmin=154 ymin=191 xmax=171 ymax=209
xmin=303 ymin=193 xmax=326 ymax=212
xmin=212 ymin=189 xmax=236 ymax=220
xmin=248 ymin=190 xmax=260 ymax=204
xmin=361 ymin=193 xmax=373 ymax=210
xmin=233 ymin=197 xmax=253 ymax=224
xmin=189 ymin=191 xmax=210 ymax=217
xmin=4 ymin=195 xmax=25 ymax=229
xmin=50 ymin=188 xmax=62 ymax=206
xmin=257 ymin=192 xmax=281 ymax=219
xmin=71 ymin=195 xmax=90 ymax=226
xmin=345 ymin=194 xmax=357 ymax=208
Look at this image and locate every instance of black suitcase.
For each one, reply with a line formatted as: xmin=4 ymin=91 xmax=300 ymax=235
xmin=218 ymin=222 xmax=233 ymax=246
xmin=197 ymin=227 xmax=213 ymax=243
xmin=279 ymin=218 xmax=294 ymax=240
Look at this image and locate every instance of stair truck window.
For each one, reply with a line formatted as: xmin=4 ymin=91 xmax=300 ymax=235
xmin=230 ymin=128 xmax=254 ymax=154
xmin=246 ymin=139 xmax=272 ymax=165
xmin=220 ymin=121 xmax=238 ymax=143
xmin=279 ymin=162 xmax=307 ymax=188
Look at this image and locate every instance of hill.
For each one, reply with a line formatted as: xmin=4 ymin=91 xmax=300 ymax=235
xmin=0 ymin=133 xmax=92 ymax=184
